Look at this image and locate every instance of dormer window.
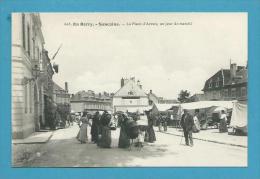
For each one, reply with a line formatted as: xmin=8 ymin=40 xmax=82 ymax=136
xmin=208 ymin=79 xmax=212 ymax=88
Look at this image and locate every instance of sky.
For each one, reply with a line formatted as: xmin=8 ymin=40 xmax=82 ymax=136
xmin=40 ymin=13 xmax=247 ymax=99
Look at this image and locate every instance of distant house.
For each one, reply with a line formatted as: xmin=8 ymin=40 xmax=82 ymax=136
xmin=202 ymin=63 xmax=247 ymax=101
xmin=112 ymin=77 xmax=149 ymax=113
xmin=190 ymin=93 xmax=207 ymax=102
xmin=53 ymin=82 xmax=70 ymax=104
xmin=148 ymin=90 xmax=178 ymax=105
xmin=70 ymin=90 xmax=112 ymax=113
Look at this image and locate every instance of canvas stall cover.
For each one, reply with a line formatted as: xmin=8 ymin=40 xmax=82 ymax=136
xmin=230 ymin=102 xmax=247 ymax=132
xmin=180 ymin=101 xmax=235 ymax=110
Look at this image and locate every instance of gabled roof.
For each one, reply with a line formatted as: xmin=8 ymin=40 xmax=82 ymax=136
xmin=114 ymin=80 xmax=147 ymax=97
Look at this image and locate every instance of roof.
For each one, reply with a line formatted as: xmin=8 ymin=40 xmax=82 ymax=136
xmin=202 ymin=67 xmax=247 ymax=91
xmin=222 ymin=69 xmax=231 ymax=85
xmin=114 ymin=79 xmax=147 ymax=97
xmin=202 ymin=69 xmax=230 ymax=91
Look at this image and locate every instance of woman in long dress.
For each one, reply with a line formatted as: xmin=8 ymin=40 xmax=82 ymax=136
xmin=145 ymin=111 xmax=156 ymax=143
xmin=78 ymin=112 xmax=91 ymax=144
xmin=192 ymin=111 xmax=201 ymax=133
xmin=219 ymin=110 xmax=228 ymax=133
xmin=118 ymin=113 xmax=130 ymax=148
xmin=97 ymin=111 xmax=112 ymax=148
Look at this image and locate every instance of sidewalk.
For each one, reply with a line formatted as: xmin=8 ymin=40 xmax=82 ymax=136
xmin=12 ymin=130 xmax=54 ymax=166
xmin=161 ymin=127 xmax=247 ymax=148
xmin=12 ymin=131 xmax=54 ymax=144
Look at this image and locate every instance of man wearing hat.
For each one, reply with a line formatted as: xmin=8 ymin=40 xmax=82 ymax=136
xmin=180 ymin=109 xmax=194 ymax=146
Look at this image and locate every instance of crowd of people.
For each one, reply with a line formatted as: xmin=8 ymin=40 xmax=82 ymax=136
xmin=75 ymin=110 xmax=156 ymax=149
xmin=74 ymin=108 xmax=229 ymax=149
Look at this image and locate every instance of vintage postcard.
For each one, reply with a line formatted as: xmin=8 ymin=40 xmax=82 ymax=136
xmin=12 ymin=13 xmax=247 ymax=167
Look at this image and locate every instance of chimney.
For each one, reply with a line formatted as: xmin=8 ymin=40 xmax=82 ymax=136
xmin=150 ymin=90 xmax=152 ymax=94
xmin=137 ymin=80 xmax=142 ymax=89
xmin=121 ymin=78 xmax=124 ymax=87
xmin=230 ymin=63 xmax=237 ymax=81
xmin=65 ymin=82 xmax=68 ymax=92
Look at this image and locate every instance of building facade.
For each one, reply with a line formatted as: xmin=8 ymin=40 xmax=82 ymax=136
xmin=113 ymin=77 xmax=149 ymax=113
xmin=202 ymin=63 xmax=247 ymax=101
xmin=12 ymin=13 xmax=46 ymax=139
xmin=41 ymin=50 xmax=55 ymax=127
xmin=70 ymin=90 xmax=112 ymax=113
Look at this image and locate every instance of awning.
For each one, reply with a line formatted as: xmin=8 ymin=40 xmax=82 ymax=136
xmin=180 ymin=100 xmax=236 ymax=110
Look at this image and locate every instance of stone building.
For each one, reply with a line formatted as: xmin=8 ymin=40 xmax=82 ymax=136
xmin=70 ymin=90 xmax=112 ymax=113
xmin=202 ymin=63 xmax=247 ymax=101
xmin=112 ymin=77 xmax=149 ymax=113
xmin=12 ymin=13 xmax=46 ymax=139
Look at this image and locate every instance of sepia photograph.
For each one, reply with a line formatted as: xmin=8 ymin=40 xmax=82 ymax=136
xmin=12 ymin=12 xmax=248 ymax=167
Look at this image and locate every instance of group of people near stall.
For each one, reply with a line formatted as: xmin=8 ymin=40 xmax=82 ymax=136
xmin=76 ymin=110 xmax=156 ymax=149
xmin=75 ymin=107 xmax=230 ymax=149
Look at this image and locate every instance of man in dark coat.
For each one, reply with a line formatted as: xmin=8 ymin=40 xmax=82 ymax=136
xmin=91 ymin=111 xmax=101 ymax=143
xmin=180 ymin=109 xmax=194 ymax=146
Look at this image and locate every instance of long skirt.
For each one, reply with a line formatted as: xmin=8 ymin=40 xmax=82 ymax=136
xmin=219 ymin=119 xmax=228 ymax=133
xmin=145 ymin=126 xmax=156 ymax=143
xmin=118 ymin=126 xmax=130 ymax=148
xmin=78 ymin=123 xmax=88 ymax=143
xmin=97 ymin=126 xmax=111 ymax=148
xmin=192 ymin=120 xmax=200 ymax=133
xmin=91 ymin=124 xmax=99 ymax=143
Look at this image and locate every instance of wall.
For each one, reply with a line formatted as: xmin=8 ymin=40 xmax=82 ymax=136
xmin=112 ymin=96 xmax=149 ymax=112
xmin=204 ymin=85 xmax=247 ymax=101
xmin=12 ymin=13 xmax=44 ymax=139
xmin=12 ymin=13 xmax=35 ymax=139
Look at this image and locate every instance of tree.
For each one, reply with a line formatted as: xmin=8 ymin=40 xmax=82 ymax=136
xmin=178 ymin=90 xmax=191 ymax=103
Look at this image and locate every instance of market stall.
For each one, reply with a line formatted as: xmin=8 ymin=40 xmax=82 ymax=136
xmin=179 ymin=100 xmax=236 ymax=129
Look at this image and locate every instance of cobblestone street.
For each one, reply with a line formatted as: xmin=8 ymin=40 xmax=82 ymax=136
xmin=19 ymin=124 xmax=247 ymax=167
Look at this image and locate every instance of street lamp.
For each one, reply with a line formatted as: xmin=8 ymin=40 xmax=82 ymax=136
xmin=21 ymin=64 xmax=41 ymax=85
xmin=32 ymin=64 xmax=40 ymax=78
